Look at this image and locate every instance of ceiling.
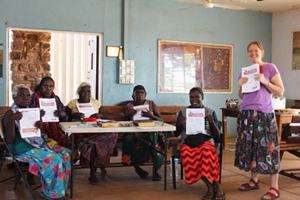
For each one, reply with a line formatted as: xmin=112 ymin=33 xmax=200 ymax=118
xmin=169 ymin=0 xmax=300 ymax=13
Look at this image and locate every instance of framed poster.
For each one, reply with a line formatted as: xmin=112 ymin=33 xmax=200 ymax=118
xmin=292 ymin=31 xmax=300 ymax=70
xmin=157 ymin=39 xmax=233 ymax=93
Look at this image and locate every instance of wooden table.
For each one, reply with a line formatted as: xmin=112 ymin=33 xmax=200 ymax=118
xmin=59 ymin=121 xmax=176 ymax=198
xmin=221 ymin=108 xmax=298 ymax=150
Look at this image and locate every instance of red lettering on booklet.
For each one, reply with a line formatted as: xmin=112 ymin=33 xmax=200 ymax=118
xmin=41 ymin=102 xmax=55 ymax=106
xmin=79 ymin=105 xmax=92 ymax=108
xmin=188 ymin=111 xmax=204 ymax=117
xmin=243 ymin=68 xmax=257 ymax=75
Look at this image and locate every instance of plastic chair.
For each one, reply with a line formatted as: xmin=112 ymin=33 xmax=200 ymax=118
xmin=0 ymin=114 xmax=40 ymax=200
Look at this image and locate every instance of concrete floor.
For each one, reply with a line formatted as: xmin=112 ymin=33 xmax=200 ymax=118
xmin=1 ymin=137 xmax=300 ymax=200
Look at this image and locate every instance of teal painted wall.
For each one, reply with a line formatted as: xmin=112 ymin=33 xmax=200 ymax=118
xmin=0 ymin=0 xmax=272 ymax=136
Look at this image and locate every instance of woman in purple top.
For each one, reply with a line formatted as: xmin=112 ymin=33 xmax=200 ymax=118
xmin=235 ymin=41 xmax=284 ymax=200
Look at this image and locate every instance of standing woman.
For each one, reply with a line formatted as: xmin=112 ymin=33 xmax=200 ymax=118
xmin=30 ymin=76 xmax=68 ymax=147
xmin=122 ymin=85 xmax=164 ymax=181
xmin=65 ymin=82 xmax=117 ymax=184
xmin=236 ymin=41 xmax=284 ymax=200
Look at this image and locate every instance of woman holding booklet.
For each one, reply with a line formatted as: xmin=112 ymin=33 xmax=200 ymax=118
xmin=3 ymin=84 xmax=71 ymax=200
xmin=122 ymin=85 xmax=164 ymax=181
xmin=65 ymin=82 xmax=117 ymax=184
xmin=175 ymin=87 xmax=224 ymax=200
xmin=236 ymin=41 xmax=284 ymax=200
xmin=29 ymin=76 xmax=68 ymax=147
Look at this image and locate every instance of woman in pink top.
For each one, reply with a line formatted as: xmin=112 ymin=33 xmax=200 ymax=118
xmin=235 ymin=41 xmax=284 ymax=200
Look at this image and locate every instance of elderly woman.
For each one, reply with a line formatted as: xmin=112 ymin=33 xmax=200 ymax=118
xmin=122 ymin=85 xmax=164 ymax=181
xmin=3 ymin=84 xmax=71 ymax=200
xmin=65 ymin=82 xmax=117 ymax=184
xmin=29 ymin=76 xmax=68 ymax=147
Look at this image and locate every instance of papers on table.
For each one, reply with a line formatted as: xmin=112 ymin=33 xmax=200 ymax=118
xmin=133 ymin=105 xmax=149 ymax=120
xmin=19 ymin=108 xmax=41 ymax=138
xmin=241 ymin=63 xmax=260 ymax=93
xmin=76 ymin=103 xmax=95 ymax=118
xmin=39 ymin=98 xmax=59 ymax=122
xmin=186 ymin=108 xmax=205 ymax=135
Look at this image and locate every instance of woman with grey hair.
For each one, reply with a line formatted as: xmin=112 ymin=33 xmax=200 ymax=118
xmin=65 ymin=82 xmax=117 ymax=184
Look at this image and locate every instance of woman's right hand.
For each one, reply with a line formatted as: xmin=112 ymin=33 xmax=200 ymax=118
xmin=179 ymin=116 xmax=186 ymax=125
xmin=239 ymin=77 xmax=248 ymax=88
xmin=12 ymin=112 xmax=23 ymax=121
xmin=128 ymin=109 xmax=137 ymax=116
xmin=75 ymin=112 xmax=85 ymax=119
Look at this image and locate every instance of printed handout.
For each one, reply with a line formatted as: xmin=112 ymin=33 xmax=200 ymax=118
xmin=19 ymin=108 xmax=41 ymax=138
xmin=133 ymin=105 xmax=149 ymax=120
xmin=186 ymin=108 xmax=205 ymax=135
xmin=241 ymin=63 xmax=260 ymax=93
xmin=39 ymin=98 xmax=59 ymax=122
xmin=77 ymin=103 xmax=95 ymax=118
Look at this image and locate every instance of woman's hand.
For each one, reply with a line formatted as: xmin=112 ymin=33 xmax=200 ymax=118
xmin=12 ymin=112 xmax=23 ymax=121
xmin=179 ymin=116 xmax=186 ymax=125
xmin=254 ymin=73 xmax=268 ymax=85
xmin=205 ymin=115 xmax=213 ymax=124
xmin=40 ymin=109 xmax=45 ymax=118
xmin=90 ymin=113 xmax=104 ymax=118
xmin=128 ymin=109 xmax=137 ymax=116
xmin=239 ymin=77 xmax=248 ymax=88
xmin=34 ymin=121 xmax=43 ymax=129
xmin=75 ymin=112 xmax=85 ymax=119
xmin=54 ymin=110 xmax=67 ymax=118
xmin=141 ymin=110 xmax=152 ymax=118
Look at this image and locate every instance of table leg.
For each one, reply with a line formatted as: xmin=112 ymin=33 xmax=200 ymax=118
xmin=71 ymin=133 xmax=74 ymax=198
xmin=222 ymin=116 xmax=227 ymax=150
xmin=164 ymin=132 xmax=167 ymax=190
xmin=152 ymin=132 xmax=155 ymax=181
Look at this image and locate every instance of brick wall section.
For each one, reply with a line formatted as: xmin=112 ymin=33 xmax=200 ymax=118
xmin=10 ymin=30 xmax=51 ymax=92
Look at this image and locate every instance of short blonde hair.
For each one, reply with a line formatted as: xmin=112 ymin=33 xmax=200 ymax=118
xmin=76 ymin=82 xmax=92 ymax=95
xmin=12 ymin=84 xmax=31 ymax=98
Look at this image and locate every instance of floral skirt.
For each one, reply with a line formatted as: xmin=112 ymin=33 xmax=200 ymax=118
xmin=234 ymin=110 xmax=280 ymax=175
xmin=75 ymin=133 xmax=118 ymax=168
xmin=18 ymin=145 xmax=71 ymax=199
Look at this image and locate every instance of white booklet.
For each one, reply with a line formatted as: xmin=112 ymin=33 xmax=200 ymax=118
xmin=241 ymin=63 xmax=261 ymax=93
xmin=133 ymin=105 xmax=149 ymax=120
xmin=186 ymin=108 xmax=205 ymax=135
xmin=77 ymin=103 xmax=95 ymax=118
xmin=19 ymin=108 xmax=41 ymax=138
xmin=39 ymin=98 xmax=59 ymax=122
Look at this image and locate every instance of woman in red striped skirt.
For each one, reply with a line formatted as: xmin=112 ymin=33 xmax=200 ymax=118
xmin=175 ymin=87 xmax=225 ymax=200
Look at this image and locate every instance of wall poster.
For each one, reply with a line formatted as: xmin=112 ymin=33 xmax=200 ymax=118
xmin=292 ymin=31 xmax=300 ymax=70
xmin=157 ymin=40 xmax=233 ymax=93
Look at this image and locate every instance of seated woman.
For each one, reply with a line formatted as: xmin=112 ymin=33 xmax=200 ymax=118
xmin=65 ymin=82 xmax=117 ymax=184
xmin=175 ymin=87 xmax=225 ymax=200
xmin=29 ymin=76 xmax=68 ymax=147
xmin=122 ymin=85 xmax=164 ymax=181
xmin=3 ymin=84 xmax=71 ymax=200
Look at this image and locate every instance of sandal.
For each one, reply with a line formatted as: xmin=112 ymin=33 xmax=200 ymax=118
xmin=153 ymin=171 xmax=162 ymax=181
xmin=88 ymin=177 xmax=99 ymax=185
xmin=262 ymin=187 xmax=280 ymax=200
xmin=239 ymin=179 xmax=260 ymax=191
xmin=134 ymin=166 xmax=148 ymax=179
xmin=214 ymin=193 xmax=226 ymax=200
xmin=202 ymin=193 xmax=215 ymax=200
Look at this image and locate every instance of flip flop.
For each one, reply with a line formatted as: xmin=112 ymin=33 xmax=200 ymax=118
xmin=134 ymin=166 xmax=148 ymax=179
xmin=239 ymin=179 xmax=260 ymax=191
xmin=214 ymin=193 xmax=226 ymax=200
xmin=202 ymin=193 xmax=215 ymax=200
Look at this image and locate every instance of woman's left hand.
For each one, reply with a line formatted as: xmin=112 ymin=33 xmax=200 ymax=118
xmin=54 ymin=110 xmax=66 ymax=118
xmin=35 ymin=121 xmax=43 ymax=129
xmin=90 ymin=113 xmax=104 ymax=118
xmin=141 ymin=110 xmax=152 ymax=118
xmin=254 ymin=73 xmax=267 ymax=85
xmin=205 ymin=115 xmax=213 ymax=124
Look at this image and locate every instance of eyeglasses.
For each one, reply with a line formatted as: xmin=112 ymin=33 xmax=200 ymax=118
xmin=248 ymin=50 xmax=260 ymax=53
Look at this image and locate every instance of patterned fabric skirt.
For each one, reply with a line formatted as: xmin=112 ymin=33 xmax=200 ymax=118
xmin=121 ymin=132 xmax=164 ymax=170
xmin=18 ymin=145 xmax=71 ymax=199
xmin=180 ymin=141 xmax=220 ymax=184
xmin=234 ymin=110 xmax=280 ymax=175
xmin=75 ymin=133 xmax=118 ymax=168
